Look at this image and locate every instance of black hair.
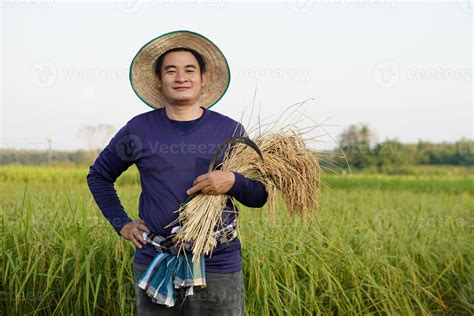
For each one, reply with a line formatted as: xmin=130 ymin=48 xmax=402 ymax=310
xmin=154 ymin=47 xmax=206 ymax=80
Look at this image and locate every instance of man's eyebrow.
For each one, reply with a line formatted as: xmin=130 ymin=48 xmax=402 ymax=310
xmin=163 ymin=64 xmax=197 ymax=70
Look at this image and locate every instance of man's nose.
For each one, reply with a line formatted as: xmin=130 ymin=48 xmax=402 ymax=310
xmin=175 ymin=71 xmax=187 ymax=82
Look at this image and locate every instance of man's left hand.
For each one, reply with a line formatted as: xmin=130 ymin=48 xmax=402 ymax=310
xmin=186 ymin=170 xmax=235 ymax=196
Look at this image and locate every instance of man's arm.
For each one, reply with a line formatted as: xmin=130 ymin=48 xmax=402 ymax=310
xmin=86 ymin=122 xmax=137 ymax=236
xmin=226 ymin=172 xmax=268 ymax=208
xmin=186 ymin=170 xmax=268 ymax=208
xmin=226 ymin=123 xmax=268 ymax=207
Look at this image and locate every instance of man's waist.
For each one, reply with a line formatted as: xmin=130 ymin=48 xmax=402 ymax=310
xmin=141 ymin=202 xmax=238 ymax=235
xmin=142 ymin=217 xmax=238 ymax=255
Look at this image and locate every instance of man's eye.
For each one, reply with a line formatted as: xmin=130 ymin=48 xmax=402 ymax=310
xmin=186 ymin=70 xmax=195 ymax=73
xmin=167 ymin=71 xmax=176 ymax=74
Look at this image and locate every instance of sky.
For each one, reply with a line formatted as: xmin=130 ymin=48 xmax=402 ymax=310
xmin=0 ymin=0 xmax=472 ymax=151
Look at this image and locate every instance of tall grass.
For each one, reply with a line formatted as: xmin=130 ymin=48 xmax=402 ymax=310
xmin=1 ymin=165 xmax=472 ymax=315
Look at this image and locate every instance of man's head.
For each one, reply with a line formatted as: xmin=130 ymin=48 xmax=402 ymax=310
xmin=154 ymin=48 xmax=207 ymax=107
xmin=130 ymin=30 xmax=230 ymax=110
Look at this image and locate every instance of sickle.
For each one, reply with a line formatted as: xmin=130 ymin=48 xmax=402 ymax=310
xmin=207 ymin=136 xmax=263 ymax=173
xmin=186 ymin=136 xmax=264 ymax=202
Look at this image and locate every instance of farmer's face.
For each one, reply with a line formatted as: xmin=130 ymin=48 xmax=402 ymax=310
xmin=156 ymin=51 xmax=206 ymax=107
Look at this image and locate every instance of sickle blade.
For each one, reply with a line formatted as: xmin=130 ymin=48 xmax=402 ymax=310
xmin=207 ymin=136 xmax=264 ymax=173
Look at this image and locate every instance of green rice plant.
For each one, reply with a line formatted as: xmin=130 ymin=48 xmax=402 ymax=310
xmin=0 ymin=165 xmax=472 ymax=315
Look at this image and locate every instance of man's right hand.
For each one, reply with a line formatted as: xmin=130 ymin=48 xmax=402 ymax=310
xmin=120 ymin=219 xmax=150 ymax=249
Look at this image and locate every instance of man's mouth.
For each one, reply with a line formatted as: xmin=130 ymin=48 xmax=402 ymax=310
xmin=174 ymin=87 xmax=190 ymax=91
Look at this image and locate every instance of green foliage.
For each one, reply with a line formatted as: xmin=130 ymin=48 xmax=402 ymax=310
xmin=0 ymin=149 xmax=93 ymax=166
xmin=1 ymin=166 xmax=473 ymax=315
xmin=332 ymin=125 xmax=474 ymax=170
xmin=1 ymin=126 xmax=473 ymax=172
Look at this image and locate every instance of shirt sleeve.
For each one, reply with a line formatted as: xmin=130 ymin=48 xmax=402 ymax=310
xmin=86 ymin=121 xmax=139 ymax=235
xmin=226 ymin=171 xmax=268 ymax=208
xmin=225 ymin=122 xmax=268 ymax=208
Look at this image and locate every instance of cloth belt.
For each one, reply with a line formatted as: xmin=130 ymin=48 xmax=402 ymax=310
xmin=137 ymin=218 xmax=238 ymax=307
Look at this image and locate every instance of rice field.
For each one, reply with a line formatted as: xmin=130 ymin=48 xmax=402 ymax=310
xmin=0 ymin=165 xmax=473 ymax=315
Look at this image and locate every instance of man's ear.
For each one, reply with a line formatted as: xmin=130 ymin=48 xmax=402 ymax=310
xmin=156 ymin=75 xmax=162 ymax=89
xmin=201 ymin=73 xmax=207 ymax=87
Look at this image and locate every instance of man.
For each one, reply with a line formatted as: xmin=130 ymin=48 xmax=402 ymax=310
xmin=87 ymin=30 xmax=268 ymax=315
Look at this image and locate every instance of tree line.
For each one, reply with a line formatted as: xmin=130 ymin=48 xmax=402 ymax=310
xmin=1 ymin=124 xmax=472 ymax=169
xmin=332 ymin=124 xmax=473 ymax=170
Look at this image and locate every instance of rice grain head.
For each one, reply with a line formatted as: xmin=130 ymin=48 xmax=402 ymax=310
xmin=170 ymin=126 xmax=321 ymax=261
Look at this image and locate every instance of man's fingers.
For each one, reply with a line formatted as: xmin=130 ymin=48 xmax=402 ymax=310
xmin=201 ymin=184 xmax=214 ymax=194
xmin=132 ymin=230 xmax=145 ymax=248
xmin=192 ymin=174 xmax=208 ymax=186
xmin=128 ymin=233 xmax=140 ymax=247
xmin=138 ymin=223 xmax=150 ymax=233
xmin=130 ymin=235 xmax=143 ymax=248
xmin=121 ymin=220 xmax=151 ymax=249
xmin=187 ymin=180 xmax=209 ymax=195
xmin=132 ymin=230 xmax=145 ymax=247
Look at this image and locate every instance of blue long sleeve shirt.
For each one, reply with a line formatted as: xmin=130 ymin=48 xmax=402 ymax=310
xmin=87 ymin=106 xmax=268 ymax=273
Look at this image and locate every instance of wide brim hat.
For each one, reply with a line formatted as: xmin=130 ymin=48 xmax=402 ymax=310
xmin=129 ymin=30 xmax=230 ymax=110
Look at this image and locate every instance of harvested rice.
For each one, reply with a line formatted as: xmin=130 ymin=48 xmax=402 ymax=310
xmin=168 ymin=106 xmax=322 ymax=261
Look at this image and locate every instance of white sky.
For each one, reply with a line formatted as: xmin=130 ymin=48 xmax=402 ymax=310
xmin=0 ymin=0 xmax=472 ymax=151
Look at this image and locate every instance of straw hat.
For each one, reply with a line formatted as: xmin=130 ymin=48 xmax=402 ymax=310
xmin=129 ymin=30 xmax=230 ymax=110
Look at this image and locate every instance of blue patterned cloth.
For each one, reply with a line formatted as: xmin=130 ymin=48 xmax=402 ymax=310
xmin=137 ymin=250 xmax=206 ymax=307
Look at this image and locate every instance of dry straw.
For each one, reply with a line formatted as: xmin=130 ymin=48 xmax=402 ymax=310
xmin=168 ymin=100 xmax=324 ymax=261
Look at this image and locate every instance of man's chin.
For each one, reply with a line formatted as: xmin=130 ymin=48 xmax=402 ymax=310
xmin=169 ymin=96 xmax=199 ymax=105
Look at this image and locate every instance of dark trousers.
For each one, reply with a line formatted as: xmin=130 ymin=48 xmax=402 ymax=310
xmin=133 ymin=261 xmax=245 ymax=316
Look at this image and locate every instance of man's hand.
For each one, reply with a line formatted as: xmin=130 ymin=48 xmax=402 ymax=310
xmin=120 ymin=219 xmax=150 ymax=249
xmin=186 ymin=170 xmax=235 ymax=196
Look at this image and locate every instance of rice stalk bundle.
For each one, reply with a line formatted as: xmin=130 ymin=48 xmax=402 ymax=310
xmin=223 ymin=130 xmax=321 ymax=221
xmin=167 ymin=100 xmax=323 ymax=261
xmin=168 ymin=127 xmax=320 ymax=261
